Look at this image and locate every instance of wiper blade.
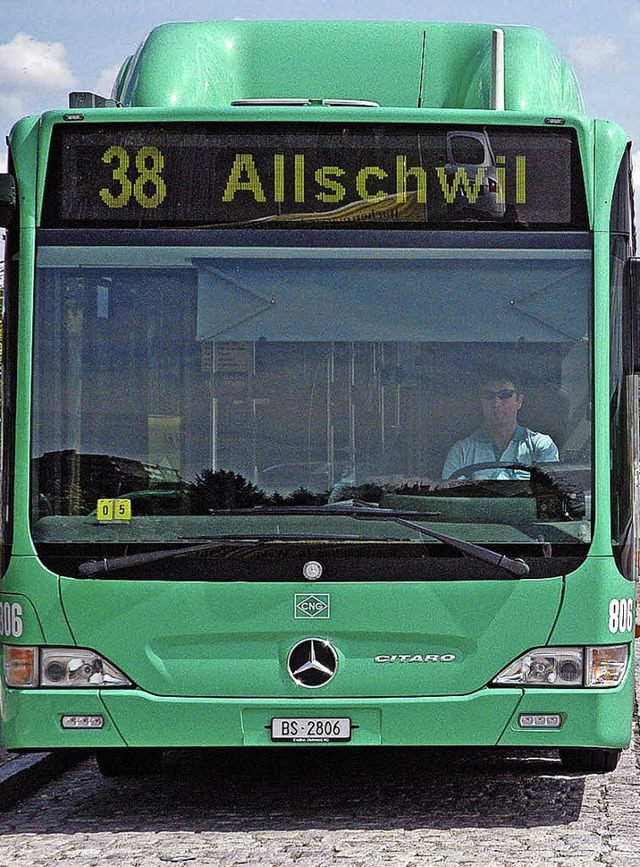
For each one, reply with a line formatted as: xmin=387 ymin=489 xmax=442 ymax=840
xmin=78 ymin=531 xmax=383 ymax=578
xmin=209 ymin=504 xmax=441 ymax=518
xmin=78 ymin=507 xmax=529 ymax=578
xmin=78 ymin=538 xmax=264 ymax=577
xmin=209 ymin=505 xmax=529 ymax=577
xmin=351 ymin=513 xmax=530 ymax=577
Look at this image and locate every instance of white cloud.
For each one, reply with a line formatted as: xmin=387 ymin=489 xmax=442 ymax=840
xmin=92 ymin=64 xmax=122 ymax=100
xmin=0 ymin=33 xmax=76 ymax=93
xmin=567 ymin=35 xmax=626 ymax=73
xmin=0 ymin=92 xmax=32 ymax=121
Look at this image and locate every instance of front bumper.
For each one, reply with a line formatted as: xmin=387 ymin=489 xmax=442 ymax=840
xmin=1 ymin=678 xmax=633 ymax=751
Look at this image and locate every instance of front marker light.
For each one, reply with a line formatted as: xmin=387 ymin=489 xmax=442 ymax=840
xmin=518 ymin=713 xmax=562 ymax=728
xmin=4 ymin=646 xmax=38 ymax=688
xmin=3 ymin=646 xmax=131 ymax=688
xmin=585 ymin=645 xmax=628 ymax=687
xmin=61 ymin=715 xmax=105 ymax=729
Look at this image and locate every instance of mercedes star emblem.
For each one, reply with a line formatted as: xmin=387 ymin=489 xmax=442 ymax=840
xmin=302 ymin=560 xmax=323 ymax=581
xmin=287 ymin=638 xmax=338 ymax=688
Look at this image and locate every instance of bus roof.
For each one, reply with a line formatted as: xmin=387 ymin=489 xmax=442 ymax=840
xmin=114 ymin=20 xmax=585 ymax=115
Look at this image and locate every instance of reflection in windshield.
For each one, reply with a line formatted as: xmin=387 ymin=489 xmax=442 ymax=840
xmin=32 ymin=232 xmax=592 ymax=551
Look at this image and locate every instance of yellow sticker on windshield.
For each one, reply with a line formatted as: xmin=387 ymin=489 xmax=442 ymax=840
xmin=97 ymin=499 xmax=132 ymax=522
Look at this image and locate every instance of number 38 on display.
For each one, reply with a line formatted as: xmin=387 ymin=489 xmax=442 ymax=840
xmin=100 ymin=146 xmax=167 ymax=208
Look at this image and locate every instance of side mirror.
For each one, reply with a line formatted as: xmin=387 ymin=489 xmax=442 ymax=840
xmin=0 ymin=173 xmax=16 ymax=227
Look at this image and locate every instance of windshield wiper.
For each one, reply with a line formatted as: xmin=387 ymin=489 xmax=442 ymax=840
xmin=209 ymin=504 xmax=441 ymax=518
xmin=78 ymin=531 xmax=383 ymax=578
xmin=349 ymin=512 xmax=530 ymax=577
xmin=78 ymin=538 xmax=265 ymax=577
xmin=210 ymin=506 xmax=530 ymax=577
xmin=79 ymin=505 xmax=529 ymax=578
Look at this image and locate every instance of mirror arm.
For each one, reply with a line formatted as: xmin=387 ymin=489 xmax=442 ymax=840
xmin=0 ymin=173 xmax=16 ymax=227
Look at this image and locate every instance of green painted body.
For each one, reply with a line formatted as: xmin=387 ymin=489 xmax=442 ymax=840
xmin=115 ymin=21 xmax=584 ymax=113
xmin=0 ymin=21 xmax=635 ymax=756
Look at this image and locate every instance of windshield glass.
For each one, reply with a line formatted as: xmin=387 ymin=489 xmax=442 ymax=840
xmin=31 ymin=229 xmax=592 ymax=578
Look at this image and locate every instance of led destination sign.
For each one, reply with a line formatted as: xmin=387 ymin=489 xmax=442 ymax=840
xmin=42 ymin=123 xmax=587 ymax=228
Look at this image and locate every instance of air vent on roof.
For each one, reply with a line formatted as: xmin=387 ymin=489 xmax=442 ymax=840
xmin=231 ymin=98 xmax=311 ymax=106
xmin=322 ymin=99 xmax=380 ymax=107
xmin=231 ymin=98 xmax=380 ymax=107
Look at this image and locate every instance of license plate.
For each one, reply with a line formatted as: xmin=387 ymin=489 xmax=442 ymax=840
xmin=271 ymin=717 xmax=351 ymax=742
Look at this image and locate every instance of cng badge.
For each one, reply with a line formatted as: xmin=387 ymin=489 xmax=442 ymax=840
xmin=294 ymin=593 xmax=331 ymax=620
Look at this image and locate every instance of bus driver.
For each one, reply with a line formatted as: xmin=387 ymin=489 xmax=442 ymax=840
xmin=442 ymin=373 xmax=559 ymax=480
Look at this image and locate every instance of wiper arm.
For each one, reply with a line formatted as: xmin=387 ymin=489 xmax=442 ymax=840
xmin=79 ymin=506 xmax=529 ymax=578
xmin=78 ymin=538 xmax=264 ymax=577
xmin=209 ymin=505 xmax=529 ymax=577
xmin=351 ymin=513 xmax=530 ymax=577
xmin=78 ymin=531 xmax=384 ymax=578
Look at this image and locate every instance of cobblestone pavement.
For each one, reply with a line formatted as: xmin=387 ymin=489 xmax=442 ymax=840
xmin=1 ymin=740 xmax=638 ymax=866
xmin=0 ymin=655 xmax=637 ymax=867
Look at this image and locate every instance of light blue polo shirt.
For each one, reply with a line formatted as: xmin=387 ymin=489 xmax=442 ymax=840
xmin=442 ymin=424 xmax=559 ymax=480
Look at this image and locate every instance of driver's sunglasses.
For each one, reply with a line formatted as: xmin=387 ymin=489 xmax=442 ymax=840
xmin=479 ymin=388 xmax=518 ymax=401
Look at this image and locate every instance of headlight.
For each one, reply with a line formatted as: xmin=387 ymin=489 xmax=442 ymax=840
xmin=3 ymin=646 xmax=132 ymax=688
xmin=492 ymin=645 xmax=629 ymax=688
xmin=493 ymin=647 xmax=583 ymax=686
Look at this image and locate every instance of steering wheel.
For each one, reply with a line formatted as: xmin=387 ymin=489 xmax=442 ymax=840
xmin=446 ymin=461 xmax=532 ymax=480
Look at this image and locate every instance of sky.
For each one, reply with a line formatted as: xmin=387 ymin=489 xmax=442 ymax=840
xmin=1 ymin=0 xmax=639 ymax=211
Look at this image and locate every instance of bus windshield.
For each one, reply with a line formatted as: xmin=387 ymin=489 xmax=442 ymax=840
xmin=31 ymin=229 xmax=592 ymax=579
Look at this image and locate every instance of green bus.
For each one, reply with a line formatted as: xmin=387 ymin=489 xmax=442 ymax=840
xmin=1 ymin=21 xmax=638 ymax=776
